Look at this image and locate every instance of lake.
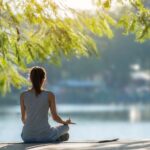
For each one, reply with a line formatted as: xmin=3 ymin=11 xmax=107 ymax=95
xmin=0 ymin=104 xmax=150 ymax=142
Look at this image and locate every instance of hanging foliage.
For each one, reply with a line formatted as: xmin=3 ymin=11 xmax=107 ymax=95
xmin=0 ymin=0 xmax=150 ymax=94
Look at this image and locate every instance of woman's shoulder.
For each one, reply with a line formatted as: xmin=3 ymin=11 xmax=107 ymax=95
xmin=43 ymin=90 xmax=55 ymax=97
xmin=20 ymin=89 xmax=31 ymax=97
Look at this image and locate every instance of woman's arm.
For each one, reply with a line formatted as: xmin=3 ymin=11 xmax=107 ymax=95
xmin=48 ymin=92 xmax=70 ymax=125
xmin=20 ymin=92 xmax=26 ymax=124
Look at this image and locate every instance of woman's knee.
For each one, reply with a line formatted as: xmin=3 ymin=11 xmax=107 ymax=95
xmin=60 ymin=124 xmax=69 ymax=132
xmin=64 ymin=124 xmax=69 ymax=131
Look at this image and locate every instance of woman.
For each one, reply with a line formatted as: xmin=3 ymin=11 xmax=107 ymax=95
xmin=20 ymin=66 xmax=74 ymax=143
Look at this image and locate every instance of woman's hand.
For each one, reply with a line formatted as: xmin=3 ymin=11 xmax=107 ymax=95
xmin=64 ymin=117 xmax=76 ymax=125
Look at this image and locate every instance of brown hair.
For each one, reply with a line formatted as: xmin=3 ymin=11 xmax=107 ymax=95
xmin=30 ymin=66 xmax=46 ymax=96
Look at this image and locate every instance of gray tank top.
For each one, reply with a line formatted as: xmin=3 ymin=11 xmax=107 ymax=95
xmin=22 ymin=90 xmax=51 ymax=139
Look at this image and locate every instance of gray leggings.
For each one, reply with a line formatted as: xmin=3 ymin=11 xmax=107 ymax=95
xmin=50 ymin=124 xmax=69 ymax=141
xmin=21 ymin=125 xmax=69 ymax=143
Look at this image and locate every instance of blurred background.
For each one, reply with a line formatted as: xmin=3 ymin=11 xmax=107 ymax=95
xmin=1 ymin=27 xmax=150 ymax=141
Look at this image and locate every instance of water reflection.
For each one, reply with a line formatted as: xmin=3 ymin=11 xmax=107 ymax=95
xmin=129 ymin=106 xmax=141 ymax=123
xmin=0 ymin=104 xmax=150 ymax=142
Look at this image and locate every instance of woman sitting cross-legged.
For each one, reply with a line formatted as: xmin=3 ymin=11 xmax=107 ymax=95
xmin=20 ymin=66 xmax=74 ymax=143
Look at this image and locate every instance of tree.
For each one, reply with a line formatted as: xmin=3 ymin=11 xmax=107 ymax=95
xmin=0 ymin=0 xmax=150 ymax=94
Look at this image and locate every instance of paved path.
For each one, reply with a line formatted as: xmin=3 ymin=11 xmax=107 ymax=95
xmin=0 ymin=140 xmax=150 ymax=150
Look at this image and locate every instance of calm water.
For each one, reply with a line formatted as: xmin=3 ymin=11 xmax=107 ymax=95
xmin=0 ymin=104 xmax=150 ymax=142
